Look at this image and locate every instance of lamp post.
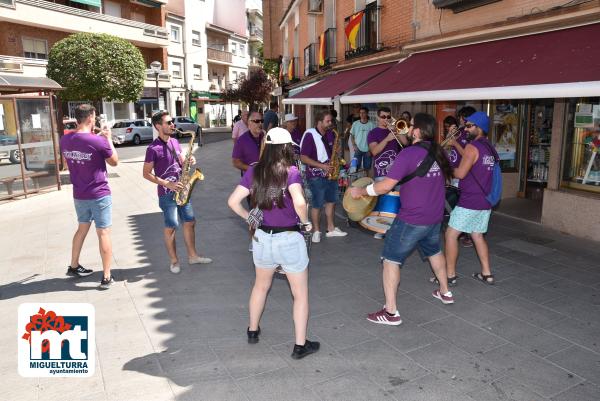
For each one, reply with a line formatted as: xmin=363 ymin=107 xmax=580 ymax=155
xmin=150 ymin=61 xmax=162 ymax=112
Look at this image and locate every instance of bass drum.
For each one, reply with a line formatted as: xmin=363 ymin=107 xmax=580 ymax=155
xmin=359 ymin=192 xmax=401 ymax=234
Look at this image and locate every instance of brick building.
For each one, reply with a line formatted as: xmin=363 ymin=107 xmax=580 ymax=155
xmin=264 ymin=0 xmax=600 ymax=241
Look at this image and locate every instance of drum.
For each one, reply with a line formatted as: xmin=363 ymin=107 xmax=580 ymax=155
xmin=359 ymin=192 xmax=401 ymax=234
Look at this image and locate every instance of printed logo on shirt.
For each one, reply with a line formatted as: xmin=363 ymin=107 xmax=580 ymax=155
xmin=482 ymin=155 xmax=495 ymax=171
xmin=447 ymin=149 xmax=458 ymax=164
xmin=63 ymin=150 xmax=92 ymax=163
xmin=160 ymin=163 xmax=181 ymax=193
xmin=426 ymin=161 xmax=442 ymax=178
xmin=375 ymin=150 xmax=397 ymax=176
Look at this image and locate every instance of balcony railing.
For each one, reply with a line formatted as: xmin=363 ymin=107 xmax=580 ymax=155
xmin=0 ymin=55 xmax=47 ymax=74
xmin=249 ymin=26 xmax=263 ymax=40
xmin=207 ymin=47 xmax=232 ymax=63
xmin=304 ymin=43 xmax=318 ymax=76
xmin=284 ymin=57 xmax=300 ymax=84
xmin=14 ymin=0 xmax=168 ymax=39
xmin=145 ymin=69 xmax=170 ymax=82
xmin=344 ymin=3 xmax=381 ymax=60
xmin=323 ymin=27 xmax=337 ymax=66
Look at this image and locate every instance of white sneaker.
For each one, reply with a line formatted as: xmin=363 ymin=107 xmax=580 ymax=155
xmin=169 ymin=263 xmax=181 ymax=274
xmin=325 ymin=227 xmax=348 ymax=238
xmin=311 ymin=231 xmax=321 ymax=243
xmin=373 ymin=232 xmax=385 ymax=240
xmin=189 ymin=256 xmax=213 ymax=264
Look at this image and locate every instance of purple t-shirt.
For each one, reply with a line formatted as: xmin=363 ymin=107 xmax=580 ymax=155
xmin=386 ymin=142 xmax=446 ymax=225
xmin=446 ymin=128 xmax=469 ymax=168
xmin=240 ymin=166 xmax=303 ymax=227
xmin=232 ymin=130 xmax=263 ymax=167
xmin=290 ymin=128 xmax=303 ymax=155
xmin=60 ymin=132 xmax=113 ymax=200
xmin=457 ymin=138 xmax=498 ymax=210
xmin=144 ymin=137 xmax=183 ymax=197
xmin=367 ymin=127 xmax=401 ymax=178
xmin=300 ymin=130 xmax=335 ymax=179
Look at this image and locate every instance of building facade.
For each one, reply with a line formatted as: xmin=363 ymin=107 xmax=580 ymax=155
xmin=266 ymin=0 xmax=600 ymax=241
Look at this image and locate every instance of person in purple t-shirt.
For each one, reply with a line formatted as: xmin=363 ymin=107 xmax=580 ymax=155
xmin=351 ymin=113 xmax=455 ymax=326
xmin=228 ymin=127 xmax=320 ymax=359
xmin=300 ymin=111 xmax=348 ymax=243
xmin=232 ymin=110 xmax=264 ymax=174
xmin=143 ymin=111 xmax=212 ymax=274
xmin=284 ymin=113 xmax=302 ymax=155
xmin=60 ymin=104 xmax=119 ymax=288
xmin=446 ymin=111 xmax=499 ymax=286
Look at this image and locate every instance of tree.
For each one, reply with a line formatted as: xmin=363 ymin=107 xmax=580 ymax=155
xmin=47 ymin=33 xmax=145 ymax=103
xmin=236 ymin=69 xmax=274 ymax=110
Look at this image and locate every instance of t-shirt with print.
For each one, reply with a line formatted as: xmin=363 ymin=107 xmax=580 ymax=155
xmin=350 ymin=119 xmax=376 ymax=152
xmin=446 ymin=128 xmax=469 ymax=168
xmin=300 ymin=130 xmax=334 ymax=179
xmin=144 ymin=137 xmax=183 ymax=197
xmin=367 ymin=127 xmax=401 ymax=178
xmin=60 ymin=132 xmax=113 ymax=200
xmin=457 ymin=137 xmax=498 ymax=210
xmin=240 ymin=166 xmax=302 ymax=227
xmin=232 ymin=130 xmax=263 ymax=167
xmin=386 ymin=142 xmax=446 ymax=225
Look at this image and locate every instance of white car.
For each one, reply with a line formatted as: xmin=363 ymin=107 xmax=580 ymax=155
xmin=173 ymin=116 xmax=203 ymax=144
xmin=111 ymin=120 xmax=153 ymax=145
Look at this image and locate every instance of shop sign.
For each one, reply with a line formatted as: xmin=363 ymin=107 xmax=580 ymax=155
xmin=574 ymin=112 xmax=594 ymax=128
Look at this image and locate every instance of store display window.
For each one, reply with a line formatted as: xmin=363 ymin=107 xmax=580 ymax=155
xmin=563 ymin=98 xmax=600 ymax=194
xmin=490 ymin=101 xmax=522 ymax=172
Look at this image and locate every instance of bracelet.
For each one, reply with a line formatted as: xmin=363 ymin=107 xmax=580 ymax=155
xmin=366 ymin=183 xmax=377 ymax=197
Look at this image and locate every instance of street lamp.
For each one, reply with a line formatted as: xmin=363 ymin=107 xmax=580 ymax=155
xmin=150 ymin=61 xmax=162 ymax=112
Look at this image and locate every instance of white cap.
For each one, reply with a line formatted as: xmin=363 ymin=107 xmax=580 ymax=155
xmin=284 ymin=113 xmax=298 ymax=122
xmin=265 ymin=127 xmax=293 ymax=145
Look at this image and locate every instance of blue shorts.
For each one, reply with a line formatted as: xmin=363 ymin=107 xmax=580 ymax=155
xmin=449 ymin=206 xmax=491 ymax=234
xmin=381 ymin=219 xmax=442 ymax=266
xmin=354 ymin=149 xmax=372 ymax=170
xmin=74 ymin=195 xmax=112 ymax=228
xmin=253 ymin=229 xmax=309 ymax=273
xmin=308 ymin=177 xmax=338 ymax=209
xmin=158 ymin=193 xmax=196 ymax=229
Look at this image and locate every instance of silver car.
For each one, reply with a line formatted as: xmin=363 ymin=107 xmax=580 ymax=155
xmin=173 ymin=116 xmax=203 ymax=144
xmin=111 ymin=120 xmax=153 ymax=145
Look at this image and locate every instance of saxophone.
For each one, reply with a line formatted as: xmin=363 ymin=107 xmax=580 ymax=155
xmin=327 ymin=128 xmax=342 ymax=180
xmin=174 ymin=131 xmax=205 ymax=206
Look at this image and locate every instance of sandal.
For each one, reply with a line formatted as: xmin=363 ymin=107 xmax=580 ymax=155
xmin=429 ymin=276 xmax=458 ymax=287
xmin=472 ymin=272 xmax=495 ymax=285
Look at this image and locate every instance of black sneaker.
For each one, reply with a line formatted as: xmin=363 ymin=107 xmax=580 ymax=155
xmin=247 ymin=327 xmax=260 ymax=344
xmin=100 ymin=276 xmax=114 ymax=288
xmin=291 ymin=340 xmax=320 ymax=360
xmin=66 ymin=265 xmax=93 ymax=277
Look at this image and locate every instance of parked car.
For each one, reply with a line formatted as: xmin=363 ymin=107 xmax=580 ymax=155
xmin=0 ymin=134 xmax=21 ymax=164
xmin=63 ymin=119 xmax=77 ymax=135
xmin=111 ymin=119 xmax=153 ymax=145
xmin=173 ymin=116 xmax=203 ymax=144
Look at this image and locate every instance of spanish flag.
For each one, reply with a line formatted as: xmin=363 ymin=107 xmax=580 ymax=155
xmin=344 ymin=11 xmax=364 ymax=50
xmin=318 ymin=33 xmax=326 ymax=66
xmin=287 ymin=57 xmax=294 ymax=80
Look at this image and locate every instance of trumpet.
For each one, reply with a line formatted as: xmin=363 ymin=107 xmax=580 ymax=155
xmin=440 ymin=126 xmax=462 ymax=148
xmin=386 ymin=117 xmax=410 ymax=147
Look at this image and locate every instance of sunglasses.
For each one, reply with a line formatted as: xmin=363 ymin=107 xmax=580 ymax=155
xmin=464 ymin=123 xmax=477 ymax=128
xmin=250 ymin=119 xmax=264 ymax=123
xmin=379 ymin=115 xmax=392 ymax=119
xmin=164 ymin=120 xmax=174 ymax=125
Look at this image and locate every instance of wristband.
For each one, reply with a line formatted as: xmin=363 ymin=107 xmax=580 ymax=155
xmin=366 ymin=183 xmax=377 ymax=197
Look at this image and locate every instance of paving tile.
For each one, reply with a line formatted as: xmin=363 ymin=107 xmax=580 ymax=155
xmin=467 ymin=376 xmax=550 ymax=401
xmin=491 ymin=295 xmax=567 ymax=329
xmin=358 ymin=319 xmax=441 ymax=354
xmin=236 ymin=368 xmax=321 ymax=401
xmin=449 ymin=275 xmax=510 ymax=303
xmin=542 ymin=296 xmax=600 ymax=325
xmin=546 ymin=345 xmax=600 ymax=386
xmin=421 ymin=316 xmax=507 ymax=355
xmin=392 ymin=292 xmax=450 ymax=325
xmin=339 ymin=339 xmax=428 ymax=391
xmin=550 ymin=381 xmax=600 ymax=401
xmin=309 ymin=312 xmax=375 ymax=351
xmin=545 ymin=317 xmax=600 ymax=354
xmin=496 ymin=277 xmax=563 ymax=305
xmin=406 ymin=341 xmax=505 ymax=393
xmin=211 ymin=343 xmax=288 ymax=379
xmin=444 ymin=295 xmax=509 ymax=326
xmin=540 ymin=264 xmax=600 ymax=286
xmin=497 ymin=239 xmax=555 ymax=256
xmin=313 ymin=372 xmax=397 ymax=400
xmin=320 ymin=290 xmax=382 ymax=322
xmin=482 ymin=344 xmax=584 ymax=398
xmin=380 ymin=374 xmax=476 ymax=401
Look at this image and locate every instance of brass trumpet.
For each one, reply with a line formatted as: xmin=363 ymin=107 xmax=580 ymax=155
xmin=386 ymin=117 xmax=410 ymax=147
xmin=440 ymin=126 xmax=462 ymax=148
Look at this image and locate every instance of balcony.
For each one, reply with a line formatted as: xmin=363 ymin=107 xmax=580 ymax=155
xmin=0 ymin=55 xmax=48 ymax=77
xmin=433 ymin=0 xmax=501 ymax=13
xmin=249 ymin=26 xmax=263 ymax=42
xmin=207 ymin=47 xmax=233 ymax=64
xmin=304 ymin=43 xmax=318 ymax=77
xmin=323 ymin=27 xmax=337 ymax=66
xmin=0 ymin=0 xmax=168 ymax=47
xmin=344 ymin=3 xmax=382 ymax=60
xmin=284 ymin=57 xmax=300 ymax=84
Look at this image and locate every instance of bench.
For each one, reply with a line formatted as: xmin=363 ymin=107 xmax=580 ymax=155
xmin=1 ymin=172 xmax=49 ymax=195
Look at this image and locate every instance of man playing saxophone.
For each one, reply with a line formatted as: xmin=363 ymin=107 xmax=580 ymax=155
xmin=300 ymin=111 xmax=347 ymax=243
xmin=143 ymin=111 xmax=212 ymax=274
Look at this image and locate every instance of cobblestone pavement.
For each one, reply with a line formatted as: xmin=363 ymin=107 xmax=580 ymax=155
xmin=1 ymin=137 xmax=599 ymax=401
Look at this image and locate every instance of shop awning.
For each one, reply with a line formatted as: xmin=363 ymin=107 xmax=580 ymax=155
xmin=0 ymin=75 xmax=62 ymax=93
xmin=341 ymin=23 xmax=600 ymax=104
xmin=284 ymin=62 xmax=396 ymax=105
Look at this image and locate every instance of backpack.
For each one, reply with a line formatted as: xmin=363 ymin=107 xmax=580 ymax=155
xmin=471 ymin=140 xmax=503 ymax=207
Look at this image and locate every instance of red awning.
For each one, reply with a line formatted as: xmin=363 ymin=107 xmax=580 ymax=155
xmin=284 ymin=62 xmax=395 ymax=105
xmin=342 ymin=23 xmax=600 ymax=103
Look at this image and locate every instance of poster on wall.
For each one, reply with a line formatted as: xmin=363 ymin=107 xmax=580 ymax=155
xmin=493 ymin=103 xmax=517 ymax=166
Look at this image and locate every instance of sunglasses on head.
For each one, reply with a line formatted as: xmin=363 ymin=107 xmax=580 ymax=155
xmin=250 ymin=119 xmax=264 ymax=123
xmin=465 ymin=123 xmax=477 ymax=128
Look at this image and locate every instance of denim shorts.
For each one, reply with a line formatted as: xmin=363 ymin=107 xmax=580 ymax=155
xmin=308 ymin=177 xmax=338 ymax=209
xmin=354 ymin=149 xmax=372 ymax=170
xmin=253 ymin=229 xmax=309 ymax=273
xmin=158 ymin=193 xmax=196 ymax=229
xmin=74 ymin=195 xmax=112 ymax=228
xmin=381 ymin=219 xmax=442 ymax=266
xmin=449 ymin=206 xmax=491 ymax=234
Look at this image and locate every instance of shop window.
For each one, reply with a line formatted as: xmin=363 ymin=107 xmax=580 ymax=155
xmin=562 ymin=98 xmax=600 ymax=193
xmin=22 ymin=38 xmax=48 ymax=60
xmin=489 ymin=101 xmax=521 ymax=172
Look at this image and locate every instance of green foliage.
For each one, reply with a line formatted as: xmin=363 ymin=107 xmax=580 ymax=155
xmin=47 ymin=33 xmax=146 ymax=102
xmin=257 ymin=44 xmax=279 ymax=80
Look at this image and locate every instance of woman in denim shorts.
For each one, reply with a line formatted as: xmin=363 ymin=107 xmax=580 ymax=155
xmin=228 ymin=127 xmax=320 ymax=360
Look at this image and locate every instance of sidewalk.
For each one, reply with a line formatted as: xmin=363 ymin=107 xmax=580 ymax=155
xmin=1 ymin=138 xmax=599 ymax=401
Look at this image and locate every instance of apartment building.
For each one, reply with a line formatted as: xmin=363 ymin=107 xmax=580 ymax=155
xmin=265 ymin=0 xmax=600 ymax=241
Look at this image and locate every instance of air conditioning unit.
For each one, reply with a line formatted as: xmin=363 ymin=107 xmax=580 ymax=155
xmin=308 ymin=0 xmax=323 ymax=13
